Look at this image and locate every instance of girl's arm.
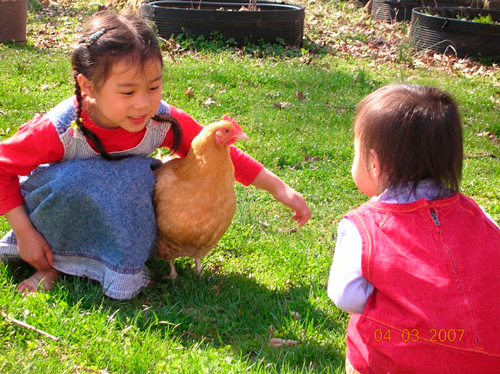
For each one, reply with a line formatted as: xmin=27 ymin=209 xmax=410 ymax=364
xmin=164 ymin=106 xmax=310 ymax=225
xmin=250 ymin=168 xmax=311 ymax=227
xmin=0 ymin=115 xmax=64 ymax=215
xmin=0 ymin=114 xmax=63 ymax=269
xmin=4 ymin=206 xmax=54 ymax=270
xmin=328 ymin=218 xmax=374 ymax=314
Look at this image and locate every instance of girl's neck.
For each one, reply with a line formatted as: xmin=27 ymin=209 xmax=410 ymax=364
xmin=81 ymin=96 xmax=112 ymax=130
xmin=81 ymin=96 xmax=97 ymax=125
xmin=372 ymin=180 xmax=453 ymax=204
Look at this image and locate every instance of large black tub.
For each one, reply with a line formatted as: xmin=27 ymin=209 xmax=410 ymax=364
xmin=410 ymin=7 xmax=500 ymax=60
xmin=141 ymin=1 xmax=305 ymax=47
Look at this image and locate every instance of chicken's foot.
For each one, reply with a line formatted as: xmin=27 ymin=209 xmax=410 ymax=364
xmin=194 ymin=258 xmax=202 ymax=276
xmin=168 ymin=259 xmax=178 ymax=279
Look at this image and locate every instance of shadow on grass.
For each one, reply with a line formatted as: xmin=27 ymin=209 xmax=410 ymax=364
xmin=7 ymin=257 xmax=346 ymax=371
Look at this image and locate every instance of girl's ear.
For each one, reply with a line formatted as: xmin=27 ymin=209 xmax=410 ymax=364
xmin=76 ymin=74 xmax=95 ymax=98
xmin=369 ymin=149 xmax=381 ymax=180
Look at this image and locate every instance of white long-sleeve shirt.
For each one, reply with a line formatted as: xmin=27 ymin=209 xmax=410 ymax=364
xmin=327 ymin=181 xmax=499 ymax=315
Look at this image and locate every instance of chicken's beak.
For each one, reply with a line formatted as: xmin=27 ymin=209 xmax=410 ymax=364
xmin=235 ymin=132 xmax=249 ymax=141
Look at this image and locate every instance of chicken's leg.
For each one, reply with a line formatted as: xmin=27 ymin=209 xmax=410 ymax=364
xmin=168 ymin=259 xmax=178 ymax=279
xmin=194 ymin=258 xmax=202 ymax=276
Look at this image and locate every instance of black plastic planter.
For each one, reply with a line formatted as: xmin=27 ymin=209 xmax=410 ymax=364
xmin=410 ymin=7 xmax=500 ymax=60
xmin=372 ymin=0 xmax=476 ymax=23
xmin=141 ymin=0 xmax=305 ymax=47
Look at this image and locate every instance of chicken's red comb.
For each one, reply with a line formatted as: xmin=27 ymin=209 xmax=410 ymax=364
xmin=222 ymin=114 xmax=239 ymax=127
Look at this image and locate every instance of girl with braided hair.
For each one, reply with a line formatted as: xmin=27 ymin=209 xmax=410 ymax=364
xmin=0 ymin=11 xmax=311 ymax=299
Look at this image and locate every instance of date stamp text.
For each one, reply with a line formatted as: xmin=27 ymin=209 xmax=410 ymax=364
xmin=373 ymin=328 xmax=465 ymax=343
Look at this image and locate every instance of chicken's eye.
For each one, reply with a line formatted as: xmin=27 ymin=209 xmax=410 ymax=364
xmin=225 ymin=129 xmax=230 ymax=133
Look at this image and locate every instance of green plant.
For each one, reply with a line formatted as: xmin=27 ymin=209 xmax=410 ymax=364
xmin=471 ymin=14 xmax=496 ymax=24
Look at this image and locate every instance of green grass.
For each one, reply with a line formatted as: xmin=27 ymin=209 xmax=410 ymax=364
xmin=1 ymin=0 xmax=499 ymax=373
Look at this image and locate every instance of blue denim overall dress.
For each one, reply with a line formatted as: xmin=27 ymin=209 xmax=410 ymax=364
xmin=0 ymin=98 xmax=172 ymax=299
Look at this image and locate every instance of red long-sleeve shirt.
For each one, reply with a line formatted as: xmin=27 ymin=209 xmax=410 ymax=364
xmin=0 ymin=102 xmax=263 ymax=215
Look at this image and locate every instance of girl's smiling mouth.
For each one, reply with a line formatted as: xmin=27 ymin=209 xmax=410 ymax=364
xmin=128 ymin=115 xmax=148 ymax=125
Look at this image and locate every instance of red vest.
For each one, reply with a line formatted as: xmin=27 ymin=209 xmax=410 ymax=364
xmin=345 ymin=193 xmax=500 ymax=373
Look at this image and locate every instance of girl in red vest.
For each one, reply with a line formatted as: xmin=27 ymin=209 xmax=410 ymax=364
xmin=328 ymin=84 xmax=500 ymax=373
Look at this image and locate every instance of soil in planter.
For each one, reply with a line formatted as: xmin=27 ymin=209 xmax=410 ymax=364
xmin=141 ymin=0 xmax=305 ymax=47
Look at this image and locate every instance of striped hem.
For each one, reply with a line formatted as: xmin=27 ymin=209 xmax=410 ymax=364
xmin=0 ymin=243 xmax=149 ymax=300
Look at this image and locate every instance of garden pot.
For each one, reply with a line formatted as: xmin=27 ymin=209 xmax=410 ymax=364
xmin=372 ymin=0 xmax=478 ymax=22
xmin=0 ymin=0 xmax=27 ymax=43
xmin=140 ymin=0 xmax=305 ymax=47
xmin=410 ymin=7 xmax=500 ymax=60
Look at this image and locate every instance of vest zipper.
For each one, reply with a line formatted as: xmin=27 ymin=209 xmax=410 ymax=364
xmin=430 ymin=209 xmax=440 ymax=226
xmin=431 ymin=208 xmax=480 ymax=348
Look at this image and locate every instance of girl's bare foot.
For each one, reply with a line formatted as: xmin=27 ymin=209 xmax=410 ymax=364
xmin=17 ymin=268 xmax=60 ymax=294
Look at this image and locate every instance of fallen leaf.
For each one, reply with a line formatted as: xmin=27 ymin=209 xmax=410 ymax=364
xmin=273 ymin=102 xmax=291 ymax=109
xmin=185 ymin=87 xmax=194 ymax=97
xmin=203 ymin=97 xmax=219 ymax=106
xmin=299 ymin=56 xmax=312 ymax=64
xmin=297 ymin=90 xmax=309 ymax=102
xmin=478 ymin=131 xmax=500 ymax=143
xmin=291 ymin=311 xmax=300 ymax=320
xmin=304 ymin=154 xmax=321 ymax=162
xmin=259 ymin=220 xmax=270 ymax=227
xmin=211 ymin=282 xmax=224 ymax=296
xmin=277 ymin=227 xmax=298 ymax=233
xmin=269 ymin=325 xmax=275 ymax=336
xmin=269 ymin=338 xmax=300 ymax=347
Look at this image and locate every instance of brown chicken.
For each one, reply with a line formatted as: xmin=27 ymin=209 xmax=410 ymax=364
xmin=153 ymin=116 xmax=249 ymax=278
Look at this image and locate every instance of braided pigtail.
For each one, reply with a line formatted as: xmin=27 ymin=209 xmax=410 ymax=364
xmin=74 ymin=73 xmax=115 ymax=161
xmin=151 ymin=114 xmax=182 ymax=154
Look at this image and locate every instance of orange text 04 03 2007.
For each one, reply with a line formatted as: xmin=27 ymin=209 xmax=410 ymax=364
xmin=373 ymin=328 xmax=465 ymax=344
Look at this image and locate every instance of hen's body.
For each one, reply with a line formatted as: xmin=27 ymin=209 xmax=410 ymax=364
xmin=154 ymin=120 xmax=246 ymax=277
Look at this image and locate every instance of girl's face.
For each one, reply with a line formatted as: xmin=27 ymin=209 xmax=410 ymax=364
xmin=80 ymin=58 xmax=163 ymax=132
xmin=351 ymin=134 xmax=380 ymax=197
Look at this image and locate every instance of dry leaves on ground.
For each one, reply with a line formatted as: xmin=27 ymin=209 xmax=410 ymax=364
xmin=20 ymin=0 xmax=500 ymax=84
xmin=301 ymin=0 xmax=499 ymax=84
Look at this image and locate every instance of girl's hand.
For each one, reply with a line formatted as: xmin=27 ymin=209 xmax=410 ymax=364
xmin=273 ymin=184 xmax=311 ymax=227
xmin=251 ymin=168 xmax=312 ymax=227
xmin=16 ymin=228 xmax=54 ymax=270
xmin=5 ymin=206 xmax=54 ymax=270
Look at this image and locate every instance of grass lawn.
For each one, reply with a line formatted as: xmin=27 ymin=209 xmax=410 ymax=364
xmin=0 ymin=0 xmax=499 ymax=373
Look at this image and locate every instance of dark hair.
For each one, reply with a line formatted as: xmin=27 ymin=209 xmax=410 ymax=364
xmin=354 ymin=84 xmax=463 ymax=193
xmin=71 ymin=11 xmax=181 ymax=160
